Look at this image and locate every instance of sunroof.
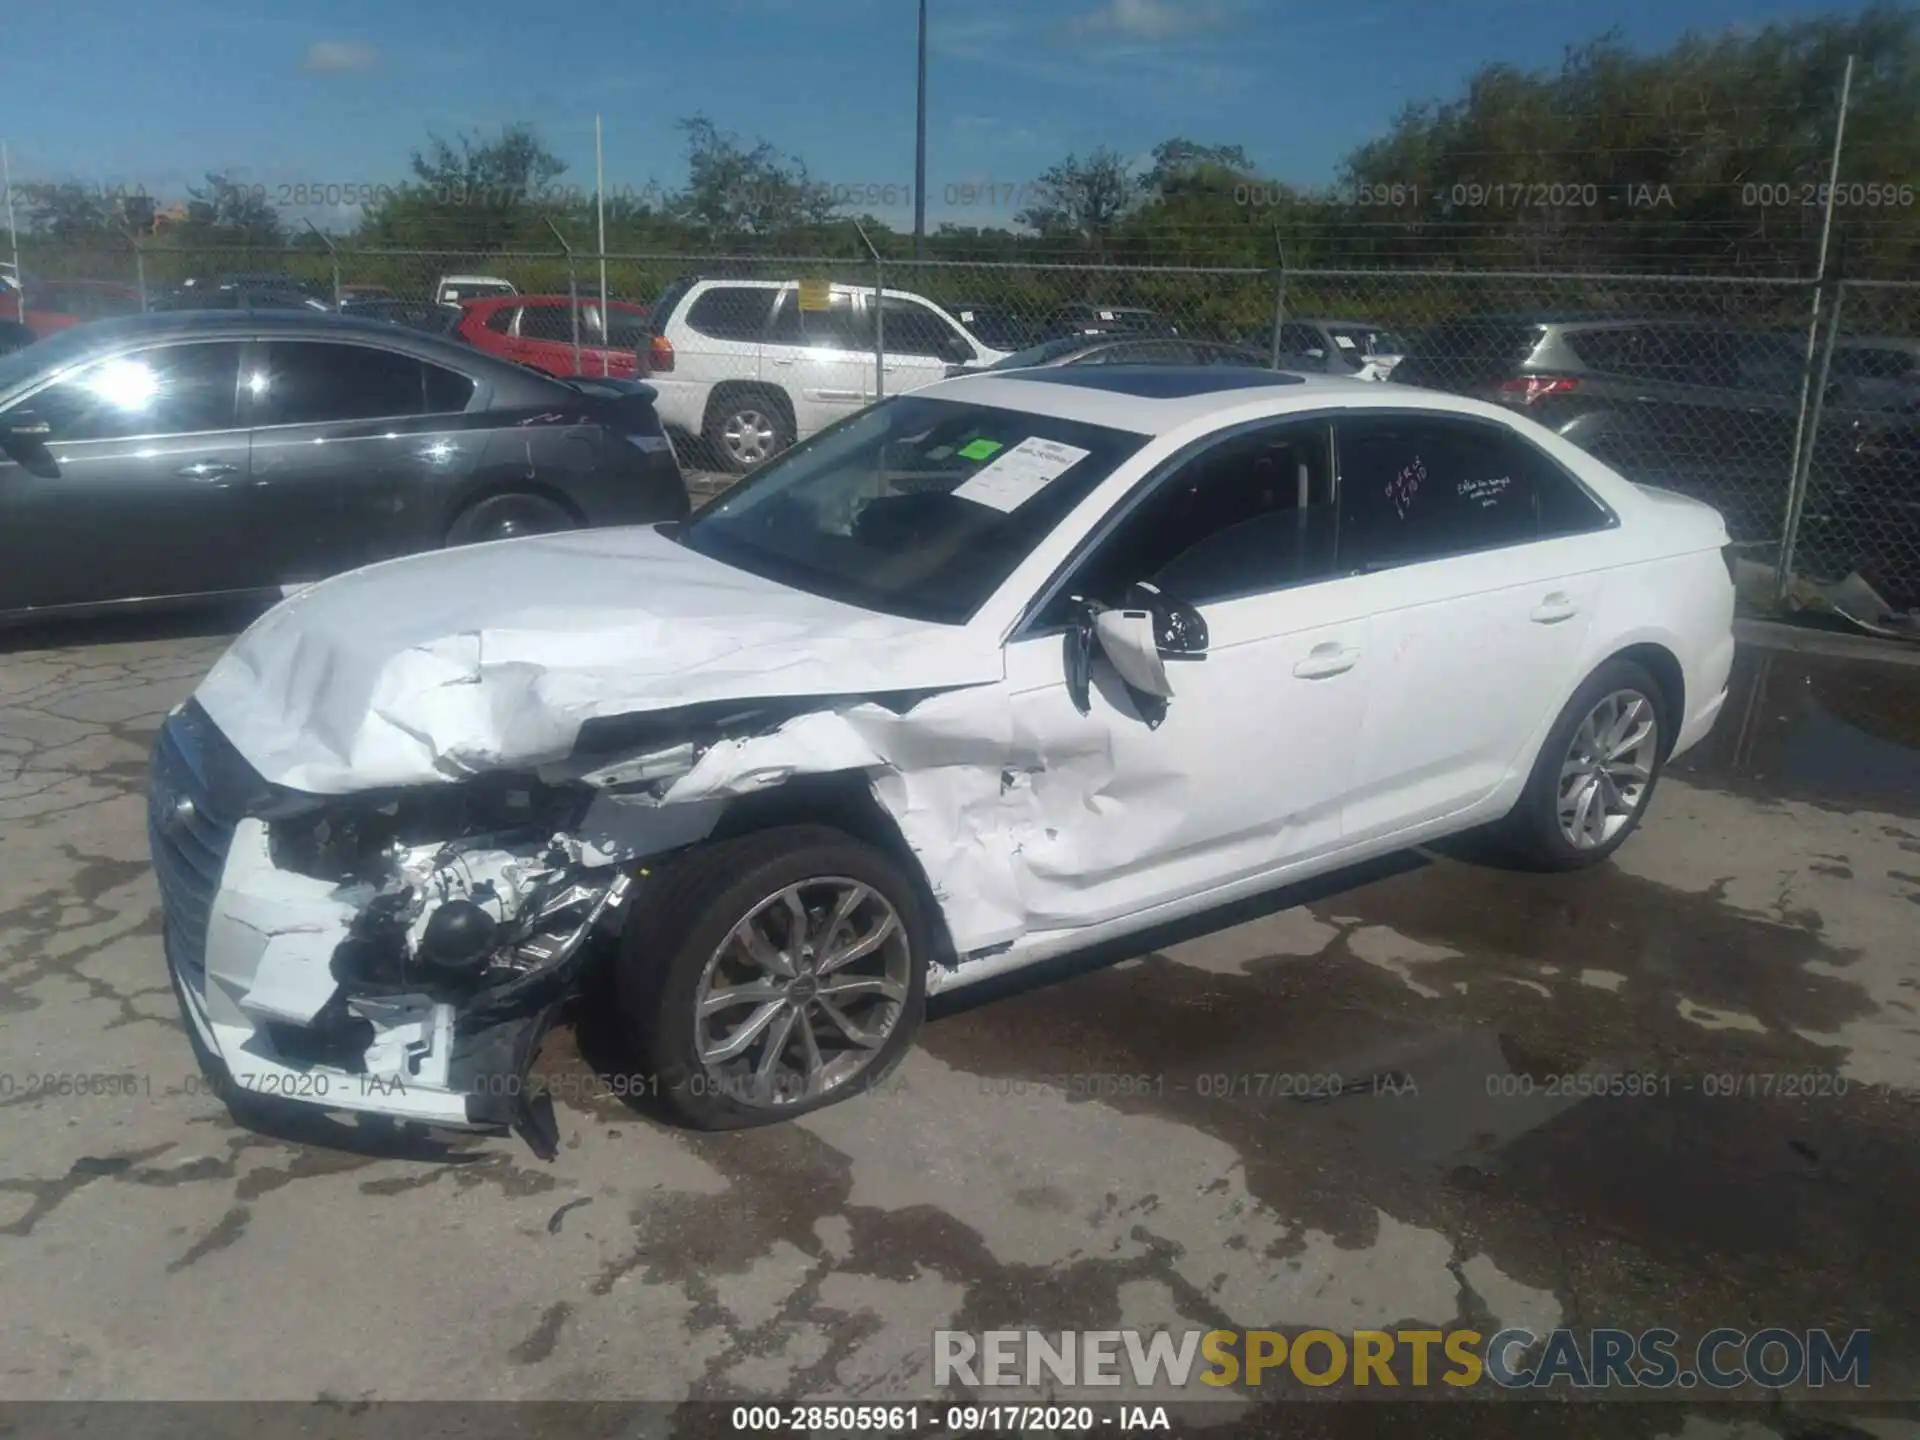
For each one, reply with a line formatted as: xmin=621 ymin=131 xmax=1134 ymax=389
xmin=1011 ymin=365 xmax=1307 ymax=399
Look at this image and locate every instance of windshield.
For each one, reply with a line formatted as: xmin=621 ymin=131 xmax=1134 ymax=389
xmin=954 ymin=306 xmax=1032 ymax=352
xmin=679 ymin=395 xmax=1147 ymax=624
xmin=988 ymin=335 xmax=1094 ymax=371
xmin=1328 ymin=325 xmax=1412 ymax=357
xmin=445 ymin=282 xmax=514 ymax=302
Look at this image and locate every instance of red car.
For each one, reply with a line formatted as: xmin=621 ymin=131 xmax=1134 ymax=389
xmin=0 ymin=279 xmax=144 ymax=337
xmin=456 ymin=294 xmax=648 ymax=378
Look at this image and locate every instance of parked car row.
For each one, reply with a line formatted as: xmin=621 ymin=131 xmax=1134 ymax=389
xmin=0 ymin=310 xmax=689 ymax=621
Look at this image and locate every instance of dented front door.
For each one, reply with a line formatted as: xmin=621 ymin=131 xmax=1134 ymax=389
xmin=997 ymin=583 xmax=1373 ymax=933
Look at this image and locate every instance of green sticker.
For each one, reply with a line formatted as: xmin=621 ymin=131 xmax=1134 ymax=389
xmin=958 ymin=438 xmax=1003 ymax=461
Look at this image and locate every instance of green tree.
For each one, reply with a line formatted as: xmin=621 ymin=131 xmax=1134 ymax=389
xmin=18 ymin=183 xmax=117 ymax=242
xmin=355 ymin=123 xmax=570 ymax=252
xmin=1015 ymin=148 xmax=1140 ymax=249
xmin=1140 ymin=138 xmax=1255 ymax=202
xmin=669 ymin=115 xmax=839 ymax=237
xmin=1339 ymin=6 xmax=1920 ymax=275
xmin=180 ymin=172 xmax=286 ymax=246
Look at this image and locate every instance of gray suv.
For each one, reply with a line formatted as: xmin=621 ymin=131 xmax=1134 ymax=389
xmin=1388 ymin=315 xmax=1847 ymax=539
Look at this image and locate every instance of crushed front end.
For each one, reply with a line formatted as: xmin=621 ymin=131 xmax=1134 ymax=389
xmin=149 ymin=701 xmax=639 ymax=1158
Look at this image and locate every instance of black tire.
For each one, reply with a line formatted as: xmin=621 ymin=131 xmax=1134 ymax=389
xmin=445 ymin=492 xmax=576 ymax=546
xmin=703 ymin=387 xmax=794 ymax=474
xmin=1491 ymin=657 xmax=1672 ymax=871
xmin=617 ymin=825 xmax=930 ymax=1130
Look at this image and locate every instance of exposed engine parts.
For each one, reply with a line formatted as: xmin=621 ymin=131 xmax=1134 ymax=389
xmin=329 ymin=833 xmax=629 ymax=1000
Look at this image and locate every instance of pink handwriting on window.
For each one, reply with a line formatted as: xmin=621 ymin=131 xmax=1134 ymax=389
xmin=1386 ymin=456 xmax=1426 ymax=519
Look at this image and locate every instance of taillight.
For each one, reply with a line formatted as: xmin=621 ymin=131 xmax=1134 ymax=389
xmin=645 ymin=334 xmax=674 ymax=375
xmin=1498 ymin=376 xmax=1579 ymax=404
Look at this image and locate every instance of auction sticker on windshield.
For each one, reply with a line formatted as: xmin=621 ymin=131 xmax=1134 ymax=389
xmin=952 ymin=437 xmax=1091 ymax=512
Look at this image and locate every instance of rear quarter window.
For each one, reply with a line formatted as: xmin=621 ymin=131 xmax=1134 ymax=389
xmin=1335 ymin=416 xmax=1606 ymax=568
xmin=684 ymin=287 xmax=776 ymax=343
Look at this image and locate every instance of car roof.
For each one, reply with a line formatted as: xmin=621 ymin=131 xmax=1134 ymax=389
xmin=932 ymin=365 xmax=1395 ymax=431
xmin=1291 ymin=317 xmax=1400 ymax=329
xmin=495 ymin=294 xmax=648 ymax=307
xmin=932 ymin=365 xmax=1554 ymax=437
xmin=8 ymin=311 xmax=571 ymax=396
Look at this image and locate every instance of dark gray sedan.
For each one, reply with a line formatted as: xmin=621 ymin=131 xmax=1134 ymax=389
xmin=0 ymin=311 xmax=689 ymax=620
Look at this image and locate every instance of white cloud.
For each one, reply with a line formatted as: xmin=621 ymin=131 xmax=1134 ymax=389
xmin=1067 ymin=0 xmax=1228 ymax=41
xmin=302 ymin=41 xmax=379 ymax=73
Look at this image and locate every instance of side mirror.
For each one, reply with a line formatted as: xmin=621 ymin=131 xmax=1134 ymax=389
xmin=1064 ymin=583 xmax=1209 ymax=719
xmin=0 ymin=410 xmax=52 ymax=443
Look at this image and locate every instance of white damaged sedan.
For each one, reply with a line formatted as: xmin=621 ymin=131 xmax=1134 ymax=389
xmin=149 ymin=365 xmax=1736 ymax=1154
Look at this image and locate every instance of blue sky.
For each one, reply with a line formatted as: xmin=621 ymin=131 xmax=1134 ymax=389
xmin=5 ymin=0 xmax=1872 ymax=231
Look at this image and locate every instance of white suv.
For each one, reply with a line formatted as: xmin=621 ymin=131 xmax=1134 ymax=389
xmin=638 ymin=278 xmax=1014 ymax=471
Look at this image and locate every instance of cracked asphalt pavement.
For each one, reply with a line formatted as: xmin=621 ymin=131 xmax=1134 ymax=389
xmin=3 ymin=603 xmax=1920 ymax=1437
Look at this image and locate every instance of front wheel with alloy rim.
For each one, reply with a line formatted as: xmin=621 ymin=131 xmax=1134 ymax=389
xmin=618 ymin=825 xmax=929 ymax=1129
xmin=1494 ymin=657 xmax=1671 ymax=871
xmin=705 ymin=392 xmax=794 ymax=473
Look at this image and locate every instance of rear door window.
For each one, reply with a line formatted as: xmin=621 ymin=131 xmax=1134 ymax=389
xmin=767 ymin=289 xmax=872 ymax=351
xmin=519 ymin=305 xmax=582 ymax=342
xmin=252 ymin=341 xmax=468 ymax=425
xmin=1336 ymin=416 xmax=1551 ymax=570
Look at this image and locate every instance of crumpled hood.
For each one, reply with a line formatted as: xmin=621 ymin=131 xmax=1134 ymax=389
xmin=194 ymin=525 xmax=1004 ymax=794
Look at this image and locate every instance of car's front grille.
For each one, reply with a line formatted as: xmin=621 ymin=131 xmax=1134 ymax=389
xmin=148 ymin=709 xmax=241 ymax=988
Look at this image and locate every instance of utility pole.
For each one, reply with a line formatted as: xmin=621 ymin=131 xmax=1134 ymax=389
xmin=1 ymin=142 xmax=19 ymax=296
xmin=913 ymin=0 xmax=928 ymax=259
xmin=596 ymin=113 xmax=610 ymax=375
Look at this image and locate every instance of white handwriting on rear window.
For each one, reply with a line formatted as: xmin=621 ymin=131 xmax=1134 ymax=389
xmin=1386 ymin=456 xmax=1426 ymax=518
xmin=1458 ymin=474 xmax=1512 ymax=508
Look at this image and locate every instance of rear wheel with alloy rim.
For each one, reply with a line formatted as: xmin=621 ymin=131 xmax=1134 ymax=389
xmin=704 ymin=391 xmax=794 ymax=473
xmin=620 ymin=826 xmax=929 ymax=1129
xmin=445 ymin=492 xmax=575 ymax=546
xmin=1495 ymin=657 xmax=1671 ymax=870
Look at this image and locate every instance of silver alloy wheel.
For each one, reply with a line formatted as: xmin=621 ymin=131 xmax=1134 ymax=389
xmin=722 ymin=407 xmax=778 ymax=466
xmin=693 ymin=877 xmax=911 ymax=1108
xmin=485 ymin=508 xmax=554 ymax=540
xmin=1558 ymin=688 xmax=1659 ymax=850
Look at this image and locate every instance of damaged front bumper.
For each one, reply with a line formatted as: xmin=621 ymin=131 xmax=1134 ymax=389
xmin=149 ymin=703 xmax=639 ymax=1158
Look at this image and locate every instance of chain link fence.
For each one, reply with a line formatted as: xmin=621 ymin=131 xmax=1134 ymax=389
xmin=1789 ymin=279 xmax=1920 ymax=611
xmin=8 ymin=239 xmax=1917 ymax=614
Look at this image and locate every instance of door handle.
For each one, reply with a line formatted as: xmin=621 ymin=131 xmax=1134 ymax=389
xmin=1530 ymin=592 xmax=1580 ymax=624
xmin=176 ymin=461 xmax=239 ymax=483
xmin=1293 ymin=643 xmax=1360 ymax=679
xmin=770 ymin=357 xmax=798 ymax=367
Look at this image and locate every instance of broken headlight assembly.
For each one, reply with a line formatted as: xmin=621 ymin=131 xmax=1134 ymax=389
xmin=267 ymin=775 xmax=625 ymax=1002
xmin=267 ymin=773 xmax=592 ymax=883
